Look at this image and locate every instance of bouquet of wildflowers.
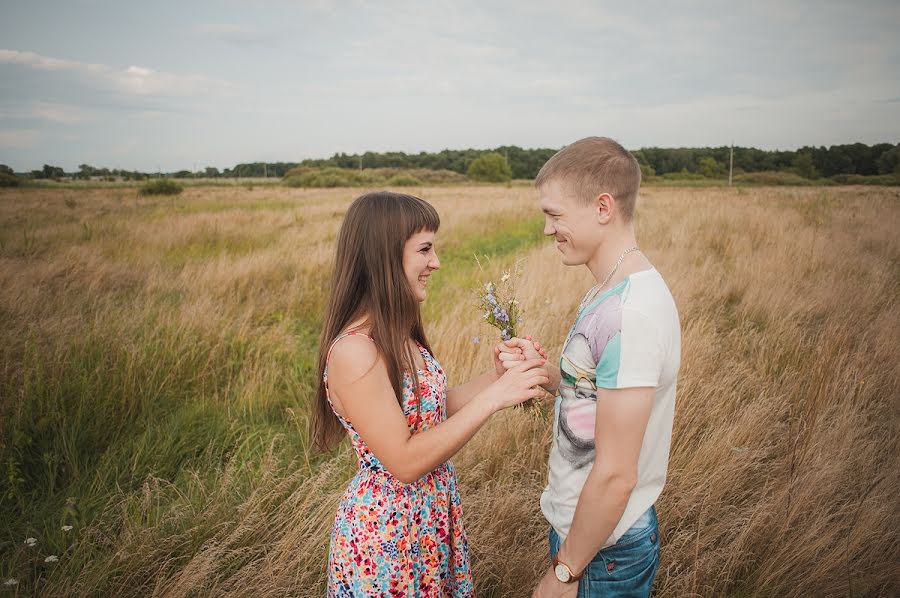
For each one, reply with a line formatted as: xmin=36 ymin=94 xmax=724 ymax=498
xmin=476 ymin=262 xmax=523 ymax=341
xmin=474 ymin=260 xmax=544 ymax=412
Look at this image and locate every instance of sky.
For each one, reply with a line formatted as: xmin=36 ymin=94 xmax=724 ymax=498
xmin=1 ymin=0 xmax=899 ymax=172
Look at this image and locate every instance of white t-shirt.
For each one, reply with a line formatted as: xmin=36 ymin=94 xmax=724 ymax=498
xmin=540 ymin=268 xmax=681 ymax=547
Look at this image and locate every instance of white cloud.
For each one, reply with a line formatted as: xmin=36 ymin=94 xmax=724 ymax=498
xmin=0 ymin=49 xmax=105 ymax=73
xmin=32 ymin=102 xmax=95 ymax=124
xmin=0 ymin=49 xmax=235 ymax=98
xmin=0 ymin=129 xmax=40 ymax=148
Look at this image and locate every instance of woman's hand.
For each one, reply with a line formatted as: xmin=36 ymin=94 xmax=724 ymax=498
xmin=480 ymin=358 xmax=550 ymax=412
xmin=494 ymin=335 xmax=548 ymax=376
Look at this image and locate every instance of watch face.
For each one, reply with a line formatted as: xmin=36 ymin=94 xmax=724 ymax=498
xmin=554 ymin=563 xmax=571 ymax=583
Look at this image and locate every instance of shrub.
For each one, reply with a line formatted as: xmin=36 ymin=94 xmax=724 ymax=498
xmin=732 ymin=171 xmax=822 ymax=186
xmin=386 ymin=174 xmax=423 ymax=187
xmin=283 ymin=166 xmax=466 ymax=188
xmin=639 ymin=163 xmax=656 ymax=177
xmin=139 ymin=179 xmax=184 ymax=196
xmin=414 ymin=169 xmax=467 ymax=184
xmin=467 ymin=153 xmax=512 ymax=182
xmin=697 ymin=157 xmax=726 ymax=178
xmin=0 ymin=171 xmax=21 ymax=187
xmin=661 ymin=169 xmax=707 ymax=181
xmin=285 ymin=170 xmax=353 ymax=188
xmin=829 ymin=174 xmax=900 ymax=186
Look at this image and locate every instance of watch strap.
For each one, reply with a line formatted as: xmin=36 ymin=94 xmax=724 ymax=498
xmin=552 ymin=553 xmax=585 ymax=582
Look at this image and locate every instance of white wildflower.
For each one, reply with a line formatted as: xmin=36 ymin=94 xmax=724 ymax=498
xmin=62 ymin=525 xmax=73 ymax=532
xmin=472 ymin=336 xmax=480 ymax=344
xmin=24 ymin=537 xmax=37 ymax=547
xmin=44 ymin=555 xmax=58 ymax=563
xmin=500 ymin=271 xmax=510 ymax=282
xmin=3 ymin=579 xmax=18 ymax=586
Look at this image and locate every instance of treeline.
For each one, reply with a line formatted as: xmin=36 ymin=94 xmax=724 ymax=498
xmin=635 ymin=143 xmax=900 ymax=179
xmin=4 ymin=142 xmax=899 ymax=184
xmin=299 ymin=143 xmax=900 ymax=180
xmin=297 ymin=146 xmax=558 ymax=180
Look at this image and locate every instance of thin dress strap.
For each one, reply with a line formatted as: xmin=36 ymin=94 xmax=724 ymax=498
xmin=324 ymin=331 xmax=375 ymax=417
xmin=326 ymin=330 xmax=374 ymax=365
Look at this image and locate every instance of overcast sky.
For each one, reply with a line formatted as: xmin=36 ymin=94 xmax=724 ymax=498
xmin=2 ymin=0 xmax=899 ymax=172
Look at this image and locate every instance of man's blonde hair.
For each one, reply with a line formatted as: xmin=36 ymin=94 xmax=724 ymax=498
xmin=535 ymin=137 xmax=642 ymax=221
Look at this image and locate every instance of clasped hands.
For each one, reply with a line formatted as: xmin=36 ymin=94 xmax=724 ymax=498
xmin=493 ymin=335 xmax=551 ymax=393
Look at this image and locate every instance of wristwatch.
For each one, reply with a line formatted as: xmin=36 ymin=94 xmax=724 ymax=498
xmin=552 ymin=554 xmax=584 ymax=584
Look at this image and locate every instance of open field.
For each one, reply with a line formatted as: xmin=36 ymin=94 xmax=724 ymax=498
xmin=1 ymin=184 xmax=899 ymax=597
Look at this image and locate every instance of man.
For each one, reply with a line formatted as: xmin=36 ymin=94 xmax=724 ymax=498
xmin=501 ymin=137 xmax=681 ymax=597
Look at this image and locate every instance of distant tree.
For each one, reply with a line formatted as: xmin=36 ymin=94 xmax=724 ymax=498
xmin=697 ymin=157 xmax=726 ymax=178
xmin=204 ymin=166 xmax=220 ymax=178
xmin=76 ymin=164 xmax=97 ymax=180
xmin=876 ymin=144 xmax=900 ymax=176
xmin=40 ymin=164 xmax=65 ymax=179
xmin=0 ymin=164 xmax=20 ymax=187
xmin=793 ymin=152 xmax=818 ymax=179
xmin=632 ymin=151 xmax=656 ymax=178
xmin=467 ymin=152 xmax=512 ymax=182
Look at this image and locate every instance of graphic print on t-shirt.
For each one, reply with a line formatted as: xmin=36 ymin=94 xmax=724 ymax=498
xmin=557 ymin=289 xmax=623 ymax=469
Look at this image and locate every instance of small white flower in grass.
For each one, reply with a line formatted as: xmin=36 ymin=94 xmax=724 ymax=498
xmin=44 ymin=555 xmax=58 ymax=563
xmin=24 ymin=537 xmax=37 ymax=547
xmin=4 ymin=579 xmax=18 ymax=586
xmin=62 ymin=525 xmax=73 ymax=532
xmin=500 ymin=271 xmax=510 ymax=282
xmin=472 ymin=336 xmax=480 ymax=344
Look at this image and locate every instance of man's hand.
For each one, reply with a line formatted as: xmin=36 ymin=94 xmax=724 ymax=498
xmin=532 ymin=567 xmax=578 ymax=598
xmin=494 ymin=335 xmax=547 ymax=376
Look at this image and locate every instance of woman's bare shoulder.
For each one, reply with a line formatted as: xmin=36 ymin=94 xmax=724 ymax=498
xmin=328 ymin=334 xmax=381 ymax=385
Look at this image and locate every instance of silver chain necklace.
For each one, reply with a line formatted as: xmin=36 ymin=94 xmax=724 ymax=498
xmin=575 ymin=246 xmax=641 ymax=316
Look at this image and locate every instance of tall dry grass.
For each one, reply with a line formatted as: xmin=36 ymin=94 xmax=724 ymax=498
xmin=1 ymin=185 xmax=898 ymax=597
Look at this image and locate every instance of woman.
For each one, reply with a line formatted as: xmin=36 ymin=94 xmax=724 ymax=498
xmin=313 ymin=191 xmax=549 ymax=597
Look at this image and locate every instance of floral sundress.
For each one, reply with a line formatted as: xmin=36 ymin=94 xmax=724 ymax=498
xmin=324 ymin=331 xmax=474 ymax=597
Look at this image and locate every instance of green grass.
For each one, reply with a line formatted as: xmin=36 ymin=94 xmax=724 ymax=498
xmin=0 ymin=209 xmax=547 ymax=589
xmin=162 ymin=228 xmax=277 ymax=268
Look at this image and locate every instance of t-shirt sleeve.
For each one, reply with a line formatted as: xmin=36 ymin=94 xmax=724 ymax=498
xmin=595 ymin=308 xmax=665 ymax=389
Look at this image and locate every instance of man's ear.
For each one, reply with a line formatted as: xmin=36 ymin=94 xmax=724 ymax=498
xmin=595 ymin=192 xmax=615 ymax=224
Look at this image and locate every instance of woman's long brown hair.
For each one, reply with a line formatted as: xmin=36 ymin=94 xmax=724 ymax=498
xmin=312 ymin=191 xmax=440 ymax=452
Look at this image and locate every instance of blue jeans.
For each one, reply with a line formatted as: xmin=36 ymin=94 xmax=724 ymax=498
xmin=548 ymin=506 xmax=660 ymax=598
